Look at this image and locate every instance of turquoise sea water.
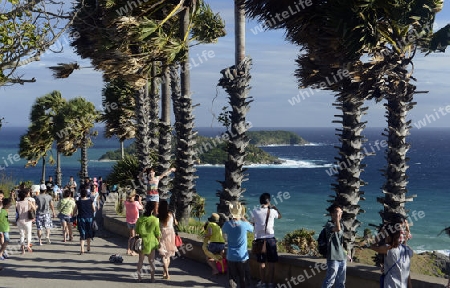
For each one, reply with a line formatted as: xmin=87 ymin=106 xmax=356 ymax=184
xmin=1 ymin=126 xmax=449 ymax=255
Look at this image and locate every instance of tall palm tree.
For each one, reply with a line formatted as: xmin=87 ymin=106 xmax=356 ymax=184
xmin=168 ymin=1 xmax=225 ymax=222
xmin=19 ymin=91 xmax=66 ymax=182
xmin=245 ymin=1 xmax=368 ymax=253
xmin=101 ymin=78 xmax=136 ymax=159
xmin=216 ymin=0 xmax=253 ymax=218
xmin=70 ymin=0 xmax=186 ymax=179
xmin=55 ymin=97 xmax=98 ymax=181
xmin=171 ymin=1 xmax=197 ymax=223
xmin=246 ymin=1 xmax=449 ymax=253
xmin=347 ymin=0 xmax=446 ymax=224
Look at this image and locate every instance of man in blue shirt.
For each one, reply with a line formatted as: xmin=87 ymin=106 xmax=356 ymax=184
xmin=222 ymin=202 xmax=254 ymax=288
xmin=322 ymin=204 xmax=346 ymax=288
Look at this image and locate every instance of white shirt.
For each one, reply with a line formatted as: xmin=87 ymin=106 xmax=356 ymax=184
xmin=251 ymin=206 xmax=279 ymax=239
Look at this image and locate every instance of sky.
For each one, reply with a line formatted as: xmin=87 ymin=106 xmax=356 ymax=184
xmin=1 ymin=1 xmax=450 ymax=129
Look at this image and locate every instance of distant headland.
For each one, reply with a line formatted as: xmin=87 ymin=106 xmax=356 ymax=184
xmin=98 ymin=130 xmax=309 ymax=165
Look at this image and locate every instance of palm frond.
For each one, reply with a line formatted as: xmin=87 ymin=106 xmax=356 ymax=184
xmin=48 ymin=62 xmax=81 ymax=79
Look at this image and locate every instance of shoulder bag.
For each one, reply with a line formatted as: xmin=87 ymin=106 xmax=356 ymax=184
xmin=27 ymin=201 xmax=36 ymax=220
xmin=380 ymin=246 xmax=404 ymax=288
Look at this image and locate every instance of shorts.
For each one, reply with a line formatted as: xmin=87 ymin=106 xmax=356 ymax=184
xmin=208 ymin=242 xmax=225 ymax=254
xmin=58 ymin=213 xmax=71 ymax=224
xmin=1 ymin=232 xmax=10 ymax=242
xmin=146 ymin=190 xmax=159 ymax=202
xmin=36 ymin=213 xmax=53 ymax=230
xmin=127 ymin=223 xmax=136 ymax=230
xmin=255 ymin=237 xmax=278 ymax=263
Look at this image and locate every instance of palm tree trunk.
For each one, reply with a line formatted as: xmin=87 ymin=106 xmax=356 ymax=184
xmin=135 ymin=82 xmax=152 ymax=173
xmin=120 ymin=140 xmax=124 ymax=160
xmin=217 ymin=0 xmax=252 ymax=217
xmin=169 ymin=64 xmax=181 ymax=214
xmin=80 ymin=133 xmax=89 ymax=179
xmin=171 ymin=5 xmax=197 ymax=224
xmin=56 ymin=150 xmax=62 ymax=186
xmin=234 ymin=0 xmax=245 ymax=66
xmin=149 ymin=61 xmax=160 ymax=151
xmin=331 ymin=86 xmax=367 ymax=256
xmin=41 ymin=157 xmax=46 ymax=182
xmin=158 ymin=64 xmax=172 ymax=199
xmin=379 ymin=79 xmax=416 ymax=221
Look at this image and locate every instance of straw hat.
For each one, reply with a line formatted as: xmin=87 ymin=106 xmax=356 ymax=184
xmin=230 ymin=202 xmax=244 ymax=219
xmin=208 ymin=213 xmax=220 ymax=223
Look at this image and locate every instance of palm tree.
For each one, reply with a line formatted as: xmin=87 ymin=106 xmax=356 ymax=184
xmin=346 ymin=0 xmax=446 ymax=225
xmin=216 ymin=0 xmax=253 ymax=219
xmin=70 ymin=0 xmax=180 ymax=175
xmin=171 ymin=1 xmax=197 ymax=224
xmin=55 ymin=97 xmax=99 ymax=181
xmin=246 ymin=1 xmax=449 ymax=253
xmin=101 ymin=78 xmax=136 ymax=159
xmin=19 ymin=91 xmax=66 ymax=182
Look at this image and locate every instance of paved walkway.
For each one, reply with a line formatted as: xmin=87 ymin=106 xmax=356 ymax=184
xmin=0 ymin=215 xmax=228 ymax=288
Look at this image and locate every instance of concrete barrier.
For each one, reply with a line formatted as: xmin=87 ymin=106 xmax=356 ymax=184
xmin=102 ymin=200 xmax=447 ymax=287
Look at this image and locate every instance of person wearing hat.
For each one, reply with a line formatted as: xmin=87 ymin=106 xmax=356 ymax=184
xmin=222 ymin=202 xmax=254 ymax=288
xmin=204 ymin=212 xmax=225 ymax=275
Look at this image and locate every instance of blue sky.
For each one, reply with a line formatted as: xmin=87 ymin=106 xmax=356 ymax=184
xmin=1 ymin=1 xmax=449 ymax=128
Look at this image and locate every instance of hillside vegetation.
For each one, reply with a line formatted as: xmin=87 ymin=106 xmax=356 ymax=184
xmin=99 ymin=130 xmax=308 ymax=164
xmin=247 ymin=130 xmax=309 ymax=146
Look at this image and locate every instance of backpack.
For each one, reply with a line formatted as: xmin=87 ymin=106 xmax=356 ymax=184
xmin=109 ymin=254 xmax=123 ymax=263
xmin=317 ymin=228 xmax=328 ymax=257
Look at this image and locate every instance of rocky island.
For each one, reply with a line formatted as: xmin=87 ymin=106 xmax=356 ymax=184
xmin=98 ymin=130 xmax=309 ymax=165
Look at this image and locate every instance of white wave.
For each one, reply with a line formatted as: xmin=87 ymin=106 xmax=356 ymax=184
xmin=302 ymin=142 xmax=327 ymax=146
xmin=415 ymin=249 xmax=450 ymax=256
xmin=195 ymin=163 xmax=225 ymax=168
xmin=195 ymin=159 xmax=333 ymax=169
xmin=245 ymin=158 xmax=333 ymax=168
xmin=258 ymin=144 xmax=292 ymax=147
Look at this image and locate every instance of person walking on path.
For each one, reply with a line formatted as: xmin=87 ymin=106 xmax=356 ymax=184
xmin=0 ymin=198 xmax=12 ymax=260
xmin=321 ymin=204 xmax=346 ymax=288
xmin=204 ymin=212 xmax=226 ymax=276
xmin=124 ymin=190 xmax=143 ymax=256
xmin=222 ymin=202 xmax=254 ymax=288
xmin=73 ymin=189 xmax=95 ymax=254
xmin=35 ymin=187 xmax=56 ymax=245
xmin=135 ymin=201 xmax=161 ymax=283
xmin=57 ymin=190 xmax=76 ymax=242
xmin=251 ymin=192 xmax=282 ymax=288
xmin=15 ymin=189 xmax=35 ymax=254
xmin=158 ymin=199 xmax=178 ymax=280
xmin=371 ymin=227 xmax=413 ymax=288
xmin=67 ymin=176 xmax=77 ymax=191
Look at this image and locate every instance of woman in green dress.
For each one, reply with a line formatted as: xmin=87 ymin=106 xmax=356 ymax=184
xmin=135 ymin=201 xmax=161 ymax=283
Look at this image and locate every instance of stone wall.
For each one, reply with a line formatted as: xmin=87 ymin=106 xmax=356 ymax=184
xmin=102 ymin=201 xmax=447 ymax=287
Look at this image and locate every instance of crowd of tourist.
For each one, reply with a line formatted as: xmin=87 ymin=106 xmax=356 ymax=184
xmin=0 ymin=169 xmax=427 ymax=287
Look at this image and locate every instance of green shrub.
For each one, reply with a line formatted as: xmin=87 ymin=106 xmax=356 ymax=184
xmin=279 ymin=228 xmax=318 ymax=256
xmin=177 ymin=218 xmax=205 ymax=238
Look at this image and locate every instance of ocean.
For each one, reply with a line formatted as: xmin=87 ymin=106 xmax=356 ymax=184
xmin=1 ymin=126 xmax=449 ymax=255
